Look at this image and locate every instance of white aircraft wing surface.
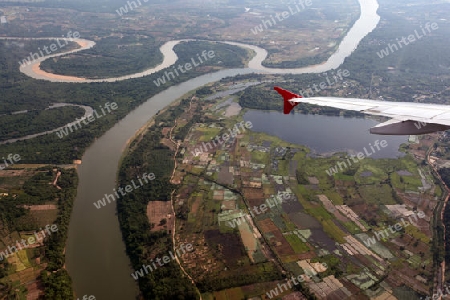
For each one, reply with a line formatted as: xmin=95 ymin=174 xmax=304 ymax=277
xmin=274 ymin=86 xmax=450 ymax=135
xmin=295 ymin=96 xmax=450 ymax=126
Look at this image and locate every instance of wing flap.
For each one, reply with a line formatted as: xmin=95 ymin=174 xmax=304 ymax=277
xmin=370 ymin=119 xmax=450 ymax=135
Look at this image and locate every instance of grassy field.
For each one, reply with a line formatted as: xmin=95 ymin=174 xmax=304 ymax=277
xmin=196 ymin=126 xmax=222 ymax=142
xmin=284 ymin=233 xmax=311 ymax=253
xmin=250 ymin=151 xmax=268 ymax=165
xmin=390 ymin=171 xmax=424 ymax=191
xmin=15 ymin=250 xmax=32 ymax=272
xmin=358 ymin=185 xmax=397 ymax=205
xmin=324 ymin=191 xmax=344 ymax=205
xmin=322 ymin=219 xmax=346 ymax=244
xmin=405 ymin=224 xmax=430 ymax=244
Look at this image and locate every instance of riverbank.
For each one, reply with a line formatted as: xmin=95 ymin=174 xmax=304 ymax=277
xmin=2 ymin=0 xmax=380 ymax=83
xmin=0 ymin=103 xmax=93 ymax=145
xmin=118 ymin=90 xmax=197 ymax=179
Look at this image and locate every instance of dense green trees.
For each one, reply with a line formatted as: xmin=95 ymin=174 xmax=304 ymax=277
xmin=40 ymin=36 xmax=164 ymax=78
xmin=41 ymin=269 xmax=73 ymax=300
xmin=40 ymin=38 xmax=247 ymax=79
xmin=0 ymin=106 xmax=85 ymax=142
xmin=39 ymin=168 xmax=77 ymax=297
xmin=0 ymin=167 xmax=77 ymax=298
xmin=0 ymin=197 xmax=27 ymax=231
xmin=117 ymin=99 xmax=199 ymax=299
xmin=0 ymin=40 xmax=248 ymax=164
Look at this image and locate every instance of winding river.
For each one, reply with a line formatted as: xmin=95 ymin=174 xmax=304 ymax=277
xmin=12 ymin=0 xmax=379 ymax=83
xmin=2 ymin=0 xmax=380 ymax=298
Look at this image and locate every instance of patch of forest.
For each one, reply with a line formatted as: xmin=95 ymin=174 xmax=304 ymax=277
xmin=0 ymin=167 xmax=78 ymax=299
xmin=261 ymin=0 xmax=359 ymax=69
xmin=0 ymin=40 xmax=248 ymax=164
xmin=40 ymin=36 xmax=164 ymax=78
xmin=40 ymin=38 xmax=248 ymax=79
xmin=0 ymin=106 xmax=85 ymax=142
xmin=117 ymin=98 xmax=198 ymax=299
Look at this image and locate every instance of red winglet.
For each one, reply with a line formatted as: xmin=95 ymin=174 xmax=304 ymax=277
xmin=274 ymin=86 xmax=302 ymax=114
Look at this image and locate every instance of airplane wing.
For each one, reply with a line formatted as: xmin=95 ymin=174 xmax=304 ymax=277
xmin=274 ymin=86 xmax=450 ymax=135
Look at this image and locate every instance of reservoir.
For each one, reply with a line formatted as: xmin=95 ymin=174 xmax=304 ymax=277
xmin=243 ymin=110 xmax=408 ymax=158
